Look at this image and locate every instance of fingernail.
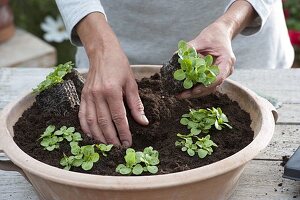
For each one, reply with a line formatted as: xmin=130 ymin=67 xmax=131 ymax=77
xmin=122 ymin=141 xmax=130 ymax=147
xmin=141 ymin=114 xmax=149 ymax=124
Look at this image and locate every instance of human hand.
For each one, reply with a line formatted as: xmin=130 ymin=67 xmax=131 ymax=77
xmin=77 ymin=13 xmax=149 ymax=147
xmin=177 ymin=0 xmax=256 ymax=99
xmin=177 ymin=21 xmax=236 ymax=99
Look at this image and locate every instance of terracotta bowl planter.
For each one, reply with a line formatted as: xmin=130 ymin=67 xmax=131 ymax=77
xmin=0 ymin=66 xmax=277 ymax=200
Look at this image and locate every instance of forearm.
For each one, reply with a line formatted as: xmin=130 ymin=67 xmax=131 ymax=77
xmin=76 ymin=12 xmax=121 ymax=63
xmin=215 ymin=0 xmax=257 ymax=39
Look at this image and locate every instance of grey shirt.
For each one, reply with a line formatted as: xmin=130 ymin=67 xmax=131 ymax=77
xmin=56 ymin=0 xmax=294 ymax=69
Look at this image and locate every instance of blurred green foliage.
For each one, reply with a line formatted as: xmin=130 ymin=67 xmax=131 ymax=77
xmin=10 ymin=0 xmax=76 ymax=65
xmin=284 ymin=0 xmax=300 ymax=30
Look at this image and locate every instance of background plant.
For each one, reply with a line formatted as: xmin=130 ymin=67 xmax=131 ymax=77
xmin=116 ymin=147 xmax=160 ymax=175
xmin=33 ymin=61 xmax=73 ymax=93
xmin=283 ymin=0 xmax=300 ymax=67
xmin=10 ymin=0 xmax=76 ymax=64
xmin=173 ymin=40 xmax=220 ymax=89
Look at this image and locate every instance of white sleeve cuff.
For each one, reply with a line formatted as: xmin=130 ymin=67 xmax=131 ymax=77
xmin=225 ymin=0 xmax=275 ymax=36
xmin=56 ymin=0 xmax=106 ymax=46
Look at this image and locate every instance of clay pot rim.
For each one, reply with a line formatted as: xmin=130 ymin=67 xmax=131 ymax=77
xmin=0 ymin=65 xmax=277 ymax=190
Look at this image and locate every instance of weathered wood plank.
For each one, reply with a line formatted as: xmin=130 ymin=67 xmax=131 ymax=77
xmin=0 ymin=170 xmax=39 ymax=200
xmin=277 ymin=104 xmax=300 ymax=124
xmin=0 ymin=29 xmax=56 ymax=68
xmin=229 ymin=160 xmax=300 ymax=200
xmin=230 ymin=69 xmax=300 ymax=104
xmin=256 ymin=125 xmax=300 ymax=160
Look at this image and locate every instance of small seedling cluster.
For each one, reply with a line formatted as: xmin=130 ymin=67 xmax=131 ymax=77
xmin=180 ymin=107 xmax=232 ymax=135
xmin=39 ymin=125 xmax=82 ymax=151
xmin=176 ymin=107 xmax=232 ymax=159
xmin=33 ymin=61 xmax=73 ymax=93
xmin=39 ymin=125 xmax=113 ymax=171
xmin=116 ymin=147 xmax=160 ymax=175
xmin=173 ymin=40 xmax=220 ymax=89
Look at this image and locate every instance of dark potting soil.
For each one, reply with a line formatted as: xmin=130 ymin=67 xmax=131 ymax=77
xmin=13 ymin=73 xmax=254 ymax=176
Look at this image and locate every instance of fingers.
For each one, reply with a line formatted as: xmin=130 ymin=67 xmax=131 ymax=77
xmin=125 ymin=81 xmax=149 ymax=126
xmin=106 ymin=90 xmax=132 ymax=147
xmin=94 ymin=94 xmax=121 ymax=145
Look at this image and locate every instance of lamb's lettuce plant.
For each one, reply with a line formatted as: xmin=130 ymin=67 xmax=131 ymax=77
xmin=39 ymin=125 xmax=63 ymax=151
xmin=39 ymin=125 xmax=83 ymax=151
xmin=173 ymin=40 xmax=220 ymax=89
xmin=175 ymin=134 xmax=217 ymax=159
xmin=116 ymin=146 xmax=160 ymax=175
xmin=95 ymin=144 xmax=114 ymax=157
xmin=180 ymin=107 xmax=232 ymax=135
xmin=33 ymin=61 xmax=73 ymax=93
xmin=60 ymin=142 xmax=100 ymax=171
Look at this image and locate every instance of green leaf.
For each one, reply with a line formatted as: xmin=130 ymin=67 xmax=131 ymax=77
xmin=183 ymin=78 xmax=193 ymax=89
xmin=54 ymin=130 xmax=63 ymax=136
xmin=120 ymin=167 xmax=132 ymax=175
xmin=72 ymin=159 xmax=83 ymax=167
xmin=209 ymin=65 xmax=220 ymax=76
xmin=63 ymin=166 xmax=71 ymax=171
xmin=174 ymin=69 xmax=186 ymax=81
xmin=187 ymin=149 xmax=195 ymax=156
xmin=205 ymin=55 xmax=213 ymax=66
xmin=181 ymin=147 xmax=187 ymax=151
xmin=198 ymin=149 xmax=208 ymax=159
xmin=45 ymin=125 xmax=55 ymax=134
xmin=66 ymin=127 xmax=75 ymax=133
xmin=91 ymin=153 xmax=100 ymax=162
xmin=214 ymin=120 xmax=222 ymax=130
xmin=72 ymin=132 xmax=83 ymax=142
xmin=82 ymin=161 xmax=93 ymax=171
xmin=191 ymin=128 xmax=201 ymax=135
xmin=147 ymin=166 xmax=158 ymax=174
xmin=46 ymin=145 xmax=56 ymax=151
xmin=180 ymin=118 xmax=189 ymax=125
xmin=132 ymin=164 xmax=143 ymax=175
xmin=65 ymin=135 xmax=73 ymax=142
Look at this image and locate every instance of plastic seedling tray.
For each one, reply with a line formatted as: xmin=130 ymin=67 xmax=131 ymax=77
xmin=283 ymin=146 xmax=300 ymax=181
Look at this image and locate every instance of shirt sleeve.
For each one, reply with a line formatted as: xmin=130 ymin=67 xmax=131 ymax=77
xmin=225 ymin=0 xmax=279 ymax=35
xmin=55 ymin=0 xmax=106 ymax=46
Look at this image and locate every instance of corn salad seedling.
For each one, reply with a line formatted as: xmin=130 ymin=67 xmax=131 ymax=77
xmin=116 ymin=147 xmax=160 ymax=175
xmin=173 ymin=40 xmax=220 ymax=89
xmin=180 ymin=107 xmax=232 ymax=135
xmin=33 ymin=61 xmax=73 ymax=93
xmin=39 ymin=125 xmax=83 ymax=151
xmin=175 ymin=134 xmax=217 ymax=158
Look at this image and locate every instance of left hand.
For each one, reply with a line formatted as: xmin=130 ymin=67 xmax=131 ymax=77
xmin=177 ymin=21 xmax=236 ymax=99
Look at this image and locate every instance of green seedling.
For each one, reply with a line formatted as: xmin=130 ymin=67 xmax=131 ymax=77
xmin=54 ymin=126 xmax=82 ymax=142
xmin=116 ymin=146 xmax=160 ymax=175
xmin=180 ymin=107 xmax=232 ymax=135
xmin=95 ymin=144 xmax=113 ymax=156
xmin=40 ymin=125 xmax=83 ymax=151
xmin=33 ymin=61 xmax=73 ymax=93
xmin=60 ymin=142 xmax=99 ymax=171
xmin=40 ymin=125 xmax=63 ymax=151
xmin=173 ymin=40 xmax=220 ymax=89
xmin=175 ymin=134 xmax=217 ymax=159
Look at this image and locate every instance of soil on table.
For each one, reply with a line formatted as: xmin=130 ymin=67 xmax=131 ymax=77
xmin=13 ymin=73 xmax=254 ymax=176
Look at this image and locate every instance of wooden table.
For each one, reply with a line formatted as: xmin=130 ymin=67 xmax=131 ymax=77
xmin=0 ymin=68 xmax=299 ymax=200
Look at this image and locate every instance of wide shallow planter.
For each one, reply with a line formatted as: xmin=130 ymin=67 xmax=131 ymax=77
xmin=0 ymin=65 xmax=277 ymax=200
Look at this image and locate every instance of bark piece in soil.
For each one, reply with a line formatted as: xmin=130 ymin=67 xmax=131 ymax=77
xmin=63 ymin=69 xmax=85 ymax=98
xmin=35 ymin=80 xmax=80 ymax=116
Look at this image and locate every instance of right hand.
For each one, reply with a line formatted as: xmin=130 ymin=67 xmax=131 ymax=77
xmin=77 ymin=13 xmax=149 ymax=146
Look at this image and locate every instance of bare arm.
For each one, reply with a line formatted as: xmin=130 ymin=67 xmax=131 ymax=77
xmin=76 ymin=13 xmax=148 ymax=146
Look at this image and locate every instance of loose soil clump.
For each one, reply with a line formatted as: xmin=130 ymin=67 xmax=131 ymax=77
xmin=13 ymin=72 xmax=254 ymax=176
